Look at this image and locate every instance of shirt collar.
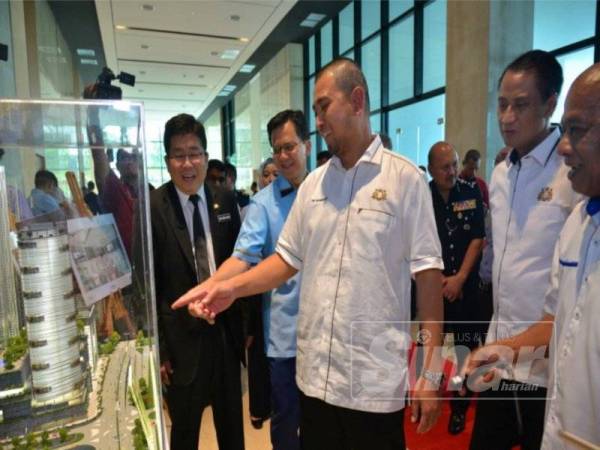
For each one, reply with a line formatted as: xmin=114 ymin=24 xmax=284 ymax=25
xmin=175 ymin=184 xmax=206 ymax=207
xmin=330 ymin=134 xmax=383 ymax=171
xmin=275 ymin=175 xmax=295 ymax=197
xmin=507 ymin=127 xmax=561 ymax=168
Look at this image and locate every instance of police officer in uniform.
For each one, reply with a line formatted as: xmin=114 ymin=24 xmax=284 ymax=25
xmin=428 ymin=142 xmax=485 ymax=435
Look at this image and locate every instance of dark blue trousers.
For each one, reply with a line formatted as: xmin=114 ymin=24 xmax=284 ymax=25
xmin=268 ymin=357 xmax=300 ymax=450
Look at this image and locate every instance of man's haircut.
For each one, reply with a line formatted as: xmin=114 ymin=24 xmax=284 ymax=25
xmin=34 ymin=170 xmax=55 ymax=189
xmin=499 ymin=50 xmax=563 ymax=101
xmin=87 ymin=180 xmax=95 ymax=190
xmin=267 ymin=110 xmax=309 ymax=147
xmin=208 ymin=159 xmax=226 ymax=173
xmin=0 ymin=148 xmax=4 ymax=160
xmin=463 ymin=149 xmax=481 ymax=163
xmin=224 ymin=161 xmax=237 ymax=181
xmin=315 ymin=57 xmax=371 ymax=113
xmin=163 ymin=113 xmax=207 ymax=156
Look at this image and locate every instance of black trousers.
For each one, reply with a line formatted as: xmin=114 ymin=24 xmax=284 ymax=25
xmin=165 ymin=328 xmax=244 ymax=450
xmin=247 ymin=299 xmax=271 ymax=419
xmin=469 ymin=380 xmax=546 ymax=450
xmin=300 ymin=392 xmax=406 ymax=450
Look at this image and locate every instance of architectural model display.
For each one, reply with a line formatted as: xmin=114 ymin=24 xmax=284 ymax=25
xmin=0 ymin=99 xmax=165 ymax=449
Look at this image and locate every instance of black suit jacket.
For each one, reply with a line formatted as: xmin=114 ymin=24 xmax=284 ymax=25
xmin=150 ymin=181 xmax=243 ymax=386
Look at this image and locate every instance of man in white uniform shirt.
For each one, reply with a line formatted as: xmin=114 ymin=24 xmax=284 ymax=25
xmin=466 ymin=63 xmax=600 ymax=450
xmin=468 ymin=50 xmax=580 ymax=450
xmin=173 ymin=57 xmax=445 ymax=449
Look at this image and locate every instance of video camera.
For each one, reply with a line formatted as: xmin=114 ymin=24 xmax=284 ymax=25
xmin=83 ymin=67 xmax=135 ymax=100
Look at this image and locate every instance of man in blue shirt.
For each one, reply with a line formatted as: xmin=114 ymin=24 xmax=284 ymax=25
xmin=205 ymin=110 xmax=310 ymax=450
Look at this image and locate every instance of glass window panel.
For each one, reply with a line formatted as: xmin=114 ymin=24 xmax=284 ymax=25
xmin=388 ymin=94 xmax=445 ymax=166
xmin=370 ymin=113 xmax=381 ymax=133
xmin=361 ymin=0 xmax=381 ymax=39
xmin=309 ymin=133 xmax=317 ymax=169
xmin=389 ymin=0 xmax=413 ymax=21
xmin=423 ymin=0 xmax=446 ymax=92
xmin=343 ymin=48 xmax=355 ymax=61
xmin=321 ymin=20 xmax=333 ymax=67
xmin=308 ymin=35 xmax=316 ymax=75
xmin=361 ymin=36 xmax=381 ymax=111
xmin=308 ymin=75 xmax=316 ymax=132
xmin=533 ymin=0 xmax=596 ymax=51
xmin=339 ymin=2 xmax=355 ymax=54
xmin=553 ymin=46 xmax=595 ymax=123
xmin=388 ymin=16 xmax=414 ymax=103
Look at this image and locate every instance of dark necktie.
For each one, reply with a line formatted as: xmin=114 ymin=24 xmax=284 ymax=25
xmin=509 ymin=149 xmax=521 ymax=167
xmin=189 ymin=194 xmax=209 ymax=282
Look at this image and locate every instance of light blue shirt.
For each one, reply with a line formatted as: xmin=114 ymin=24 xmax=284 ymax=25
xmin=233 ymin=175 xmax=300 ymax=358
xmin=30 ymin=188 xmax=60 ymax=216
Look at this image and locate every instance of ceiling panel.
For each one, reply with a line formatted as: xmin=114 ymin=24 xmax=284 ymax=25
xmin=115 ymin=29 xmax=245 ymax=67
xmin=112 ymin=0 xmax=277 ymax=40
xmin=122 ymin=83 xmax=210 ymax=101
xmin=117 ymin=61 xmax=227 ymax=86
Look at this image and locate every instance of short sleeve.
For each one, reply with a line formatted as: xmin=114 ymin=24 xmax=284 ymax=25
xmin=276 ymin=183 xmax=306 ymax=270
xmin=233 ymin=198 xmax=269 ymax=265
xmin=407 ymin=171 xmax=444 ymax=275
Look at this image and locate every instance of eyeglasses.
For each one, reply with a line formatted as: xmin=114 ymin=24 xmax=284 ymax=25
xmin=272 ymin=142 xmax=300 ymax=156
xmin=168 ymin=152 xmax=205 ymax=163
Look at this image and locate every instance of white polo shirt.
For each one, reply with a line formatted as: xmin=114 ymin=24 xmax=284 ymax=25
xmin=276 ymin=135 xmax=443 ymax=413
xmin=541 ymin=201 xmax=600 ymax=449
xmin=487 ymin=127 xmax=580 ymax=386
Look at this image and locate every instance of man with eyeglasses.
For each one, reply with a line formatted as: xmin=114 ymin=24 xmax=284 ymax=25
xmin=184 ymin=109 xmax=309 ymax=449
xmin=427 ymin=141 xmax=485 ymax=435
xmin=147 ymin=113 xmax=245 ymax=450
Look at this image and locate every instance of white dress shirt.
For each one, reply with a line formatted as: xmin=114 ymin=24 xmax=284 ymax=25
xmin=174 ymin=185 xmax=216 ymax=275
xmin=487 ymin=127 xmax=580 ymax=386
xmin=276 ymin=136 xmax=443 ymax=413
xmin=541 ymin=201 xmax=600 ymax=449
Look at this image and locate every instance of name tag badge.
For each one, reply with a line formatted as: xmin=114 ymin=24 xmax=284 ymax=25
xmin=452 ymin=199 xmax=476 ymax=212
xmin=217 ymin=213 xmax=231 ymax=223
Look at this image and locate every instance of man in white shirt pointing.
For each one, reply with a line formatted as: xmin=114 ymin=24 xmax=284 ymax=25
xmin=173 ymin=57 xmax=445 ymax=450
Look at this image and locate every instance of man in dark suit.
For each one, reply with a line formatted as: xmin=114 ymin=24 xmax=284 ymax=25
xmin=150 ymin=113 xmax=245 ymax=450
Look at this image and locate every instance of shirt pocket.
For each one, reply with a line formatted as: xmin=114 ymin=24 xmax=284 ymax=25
xmin=352 ymin=207 xmax=395 ymax=261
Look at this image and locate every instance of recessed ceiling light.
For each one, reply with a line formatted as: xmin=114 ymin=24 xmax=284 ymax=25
xmin=76 ymin=48 xmax=95 ymax=57
xmin=140 ymin=70 xmax=146 ymax=75
xmin=239 ymin=64 xmax=255 ymax=73
xmin=141 ymin=44 xmax=150 ymax=49
xmin=115 ymin=25 xmax=127 ymax=30
xmin=188 ymin=92 xmax=194 ymax=95
xmin=182 ymin=74 xmax=187 ymax=78
xmin=300 ymin=19 xmax=319 ymax=28
xmin=198 ymin=74 xmax=204 ymax=79
xmin=217 ymin=91 xmax=229 ymax=97
xmin=239 ymin=37 xmax=249 ymax=43
xmin=211 ymin=51 xmax=219 ymax=56
xmin=230 ymin=14 xmax=240 ymax=21
xmin=220 ymin=49 xmax=239 ymax=60
xmin=80 ymin=58 xmax=98 ymax=65
xmin=222 ymin=84 xmax=236 ymax=92
xmin=138 ymin=89 xmax=144 ymax=93
xmin=141 ymin=4 xmax=155 ymax=12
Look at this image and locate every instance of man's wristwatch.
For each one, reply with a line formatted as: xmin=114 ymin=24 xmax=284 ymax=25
xmin=422 ymin=369 xmax=443 ymax=386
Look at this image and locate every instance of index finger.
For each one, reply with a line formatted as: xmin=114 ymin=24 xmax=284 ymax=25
xmin=171 ymin=286 xmax=208 ymax=309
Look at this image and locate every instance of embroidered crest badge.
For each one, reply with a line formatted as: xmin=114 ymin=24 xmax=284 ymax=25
xmin=537 ymin=187 xmax=553 ymax=202
xmin=372 ymin=189 xmax=387 ymax=201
